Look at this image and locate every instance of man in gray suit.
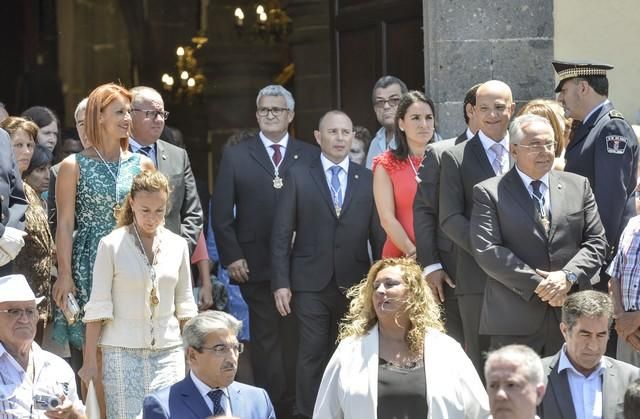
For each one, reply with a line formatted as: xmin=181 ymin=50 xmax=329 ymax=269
xmin=130 ymin=86 xmax=203 ymax=252
xmin=471 ymin=114 xmax=608 ymax=354
xmin=540 ymin=291 xmax=640 ymax=419
xmin=413 ymin=82 xmax=481 ymax=345
xmin=439 ymin=80 xmax=515 ymax=373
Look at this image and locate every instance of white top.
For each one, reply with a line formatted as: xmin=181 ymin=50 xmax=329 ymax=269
xmin=190 ymin=371 xmax=231 ymax=416
xmin=558 ymin=346 xmax=605 ymax=419
xmin=259 ymin=131 xmax=290 ymax=160
xmin=0 ymin=342 xmax=84 ymax=418
xmin=84 ymin=226 xmax=198 ymax=349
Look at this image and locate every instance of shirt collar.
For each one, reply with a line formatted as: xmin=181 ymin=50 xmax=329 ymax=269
xmin=558 ymin=344 xmax=607 ymax=378
xmin=320 ymin=153 xmax=350 ymax=174
xmin=582 ymin=99 xmax=610 ymax=124
xmin=259 ymin=131 xmax=289 ymax=150
xmin=190 ymin=370 xmax=230 ymax=401
xmin=129 ymin=137 xmax=155 ymax=151
xmin=478 ymin=129 xmax=509 ymax=153
xmin=515 ymin=165 xmax=550 ymax=191
xmin=465 ymin=127 xmax=475 ymax=140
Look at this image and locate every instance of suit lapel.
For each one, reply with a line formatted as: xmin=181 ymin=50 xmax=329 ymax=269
xmin=503 ymin=169 xmax=547 ymax=239
xmin=602 ymin=357 xmax=618 ymax=419
xmin=227 ymin=382 xmax=247 ymax=418
xmin=340 ymin=162 xmax=361 ymax=216
xmin=178 ymin=375 xmax=212 ymax=418
xmin=547 ymin=171 xmax=564 ymax=240
xmin=155 ymin=140 xmax=167 ymax=170
xmin=279 ymin=138 xmax=305 ymax=174
xmin=548 ymin=359 xmax=578 ymax=419
xmin=566 ymin=102 xmax=613 ymax=153
xmin=469 ymin=135 xmax=497 ymax=178
xmin=310 ymin=159 xmax=338 ymax=217
xmin=248 ymin=137 xmax=278 ymax=177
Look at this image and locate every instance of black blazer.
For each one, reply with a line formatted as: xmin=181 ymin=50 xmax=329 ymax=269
xmin=271 ymin=157 xmax=384 ymax=292
xmin=212 ymin=135 xmax=318 ymax=283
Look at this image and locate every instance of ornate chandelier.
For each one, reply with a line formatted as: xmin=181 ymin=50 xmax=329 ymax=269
xmin=233 ymin=1 xmax=291 ymax=42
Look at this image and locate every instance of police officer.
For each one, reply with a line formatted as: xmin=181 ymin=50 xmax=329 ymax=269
xmin=553 ymin=60 xmax=638 ymax=291
xmin=0 ymin=127 xmax=27 ymax=276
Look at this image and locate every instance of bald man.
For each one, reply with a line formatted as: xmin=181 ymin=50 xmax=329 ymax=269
xmin=439 ymin=80 xmax=516 ymax=374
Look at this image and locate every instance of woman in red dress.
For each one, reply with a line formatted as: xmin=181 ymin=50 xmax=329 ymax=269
xmin=373 ymin=91 xmax=436 ymax=258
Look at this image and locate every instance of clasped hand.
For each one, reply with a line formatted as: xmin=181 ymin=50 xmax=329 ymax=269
xmin=535 ymin=269 xmax=571 ymax=307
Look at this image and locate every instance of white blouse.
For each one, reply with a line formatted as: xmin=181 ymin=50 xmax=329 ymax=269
xmin=83 ymin=226 xmax=198 ymax=349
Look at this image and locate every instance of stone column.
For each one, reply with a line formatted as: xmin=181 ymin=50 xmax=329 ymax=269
xmin=423 ymin=0 xmax=555 ymax=137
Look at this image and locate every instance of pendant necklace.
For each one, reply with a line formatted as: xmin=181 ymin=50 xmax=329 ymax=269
xmin=532 ymin=193 xmax=550 ymax=233
xmin=93 ymin=146 xmax=123 ymax=219
xmin=329 ymin=183 xmax=342 ymax=217
xmin=271 ymin=153 xmax=285 ymax=189
xmin=132 ymin=223 xmax=160 ymax=308
xmin=408 ymin=155 xmax=424 ymax=184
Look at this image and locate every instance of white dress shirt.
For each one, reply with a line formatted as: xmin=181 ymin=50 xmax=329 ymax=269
xmin=478 ymin=130 xmax=509 ymax=173
xmin=465 ymin=127 xmax=475 ymax=140
xmin=190 ymin=370 xmax=232 ymax=416
xmin=320 ymin=154 xmax=349 ymax=206
xmin=558 ymin=346 xmax=605 ymax=419
xmin=515 ymin=166 xmax=551 ymax=215
xmin=129 ymin=137 xmax=157 ymax=166
xmin=259 ymin=131 xmax=289 ymax=162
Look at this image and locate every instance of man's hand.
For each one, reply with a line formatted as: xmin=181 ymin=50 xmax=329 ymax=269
xmin=626 ymin=332 xmax=640 ymax=352
xmin=535 ymin=269 xmax=571 ymax=302
xmin=227 ymin=259 xmax=249 ymax=283
xmin=425 ymin=269 xmax=455 ymax=303
xmin=548 ymin=294 xmax=567 ymax=307
xmin=0 ymin=227 xmax=26 ymax=260
xmin=43 ymin=395 xmax=79 ymax=419
xmin=615 ymin=311 xmax=640 ymax=339
xmin=198 ymin=279 xmax=214 ymax=310
xmin=273 ymin=288 xmax=292 ymax=316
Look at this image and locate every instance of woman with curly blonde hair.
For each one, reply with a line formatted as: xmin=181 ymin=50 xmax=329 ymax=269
xmin=314 ymin=258 xmax=489 ymax=419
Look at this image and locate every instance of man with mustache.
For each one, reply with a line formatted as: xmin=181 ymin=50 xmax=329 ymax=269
xmin=143 ymin=311 xmax=275 ymax=419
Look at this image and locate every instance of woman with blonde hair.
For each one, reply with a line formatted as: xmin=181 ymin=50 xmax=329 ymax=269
xmin=314 ymin=258 xmax=489 ymax=419
xmin=517 ymin=99 xmax=570 ymax=170
xmin=79 ymin=170 xmax=198 ymax=417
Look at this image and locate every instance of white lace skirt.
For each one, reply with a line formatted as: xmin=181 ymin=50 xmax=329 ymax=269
xmin=101 ymin=345 xmax=185 ymax=419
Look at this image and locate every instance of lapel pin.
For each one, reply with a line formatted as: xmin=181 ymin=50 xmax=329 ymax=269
xmin=558 ymin=184 xmax=562 ymax=189
xmin=354 ymin=174 xmax=359 ymax=179
xmin=162 ymin=154 xmax=167 ymax=160
xmin=294 ymin=154 xmax=299 ymax=160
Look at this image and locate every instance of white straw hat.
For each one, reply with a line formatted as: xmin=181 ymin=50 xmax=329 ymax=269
xmin=0 ymin=274 xmax=45 ymax=304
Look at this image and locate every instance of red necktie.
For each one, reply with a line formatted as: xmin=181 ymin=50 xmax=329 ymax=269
xmin=271 ymin=144 xmax=282 ymax=166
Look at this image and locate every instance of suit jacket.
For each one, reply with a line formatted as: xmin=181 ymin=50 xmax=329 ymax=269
xmin=212 ymin=135 xmax=317 ymax=283
xmin=565 ymin=101 xmax=638 ymax=257
xmin=414 ymin=134 xmax=467 ymax=277
xmin=540 ymin=351 xmax=640 ymax=419
xmin=154 ymin=139 xmax=203 ymax=253
xmin=439 ymin=133 xmax=507 ymax=294
xmin=470 ymin=169 xmax=608 ymax=336
xmin=271 ymin=157 xmax=384 ymax=292
xmin=142 ymin=374 xmax=276 ymax=419
xmin=313 ymin=327 xmax=490 ymax=419
xmin=0 ymin=128 xmax=27 ymax=275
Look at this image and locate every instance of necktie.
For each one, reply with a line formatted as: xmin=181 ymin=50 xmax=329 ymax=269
xmin=207 ymin=389 xmax=225 ymax=416
xmin=137 ymin=145 xmax=153 ymax=157
xmin=490 ymin=143 xmax=505 ymax=175
xmin=329 ymin=166 xmax=343 ymax=208
xmin=271 ymin=144 xmax=282 ymax=166
xmin=530 ymin=180 xmax=544 ymax=214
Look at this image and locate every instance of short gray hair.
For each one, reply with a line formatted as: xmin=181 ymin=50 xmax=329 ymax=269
xmin=508 ymin=113 xmax=554 ymax=145
xmin=74 ymin=98 xmax=88 ymax=124
xmin=485 ymin=344 xmax=544 ymax=385
xmin=256 ymin=85 xmax=295 ymax=111
xmin=562 ymin=290 xmax=614 ymax=330
xmin=182 ymin=311 xmax=242 ymax=350
xmin=130 ymin=86 xmax=164 ymax=107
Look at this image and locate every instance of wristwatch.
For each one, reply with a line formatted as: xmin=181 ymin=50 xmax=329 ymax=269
xmin=563 ymin=269 xmax=578 ymax=285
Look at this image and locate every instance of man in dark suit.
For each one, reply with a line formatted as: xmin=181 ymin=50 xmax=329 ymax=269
xmin=413 ymin=82 xmax=480 ymax=345
xmin=439 ymin=80 xmax=515 ymax=373
xmin=212 ymin=85 xmax=317 ymax=419
xmin=271 ymin=110 xmax=384 ymax=417
xmin=471 ymin=114 xmax=608 ymax=353
xmin=143 ymin=311 xmax=275 ymax=419
xmin=553 ymin=60 xmax=639 ymax=291
xmin=0 ymin=128 xmax=27 ymax=276
xmin=130 ymin=86 xmax=203 ymax=252
xmin=540 ymin=291 xmax=639 ymax=419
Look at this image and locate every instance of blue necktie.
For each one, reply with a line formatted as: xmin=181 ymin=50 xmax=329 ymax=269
xmin=329 ymin=165 xmax=343 ymax=208
xmin=207 ymin=389 xmax=225 ymax=416
xmin=137 ymin=145 xmax=153 ymax=157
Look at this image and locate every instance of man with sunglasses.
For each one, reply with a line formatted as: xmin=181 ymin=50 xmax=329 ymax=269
xmin=129 ymin=86 xmax=203 ymax=253
xmin=470 ymin=114 xmax=607 ymax=354
xmin=143 ymin=311 xmax=275 ymax=418
xmin=0 ymin=274 xmax=85 ymax=418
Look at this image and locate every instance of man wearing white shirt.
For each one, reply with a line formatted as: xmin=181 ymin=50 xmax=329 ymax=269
xmin=540 ymin=291 xmax=639 ymax=419
xmin=271 ymin=110 xmax=384 ymax=418
xmin=470 ymin=114 xmax=608 ymax=354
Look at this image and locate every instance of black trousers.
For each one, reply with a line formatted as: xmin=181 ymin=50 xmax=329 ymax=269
xmin=240 ymin=280 xmax=298 ymax=419
xmin=293 ymin=282 xmax=349 ymax=417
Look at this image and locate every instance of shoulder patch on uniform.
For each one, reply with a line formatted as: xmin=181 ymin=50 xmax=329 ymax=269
xmin=606 ymin=135 xmax=628 ymax=154
xmin=609 ymin=110 xmax=625 ymax=119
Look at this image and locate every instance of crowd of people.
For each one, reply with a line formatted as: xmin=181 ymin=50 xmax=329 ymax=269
xmin=2 ymin=58 xmax=640 ymax=419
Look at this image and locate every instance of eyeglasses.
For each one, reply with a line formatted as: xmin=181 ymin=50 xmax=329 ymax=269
xmin=0 ymin=308 xmax=38 ymax=320
xmin=257 ymin=107 xmax=288 ymax=117
xmin=373 ymin=97 xmax=401 ymax=109
xmin=199 ymin=342 xmax=244 ymax=355
xmin=515 ymin=141 xmax=556 ymax=153
xmin=132 ymin=109 xmax=170 ymax=121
